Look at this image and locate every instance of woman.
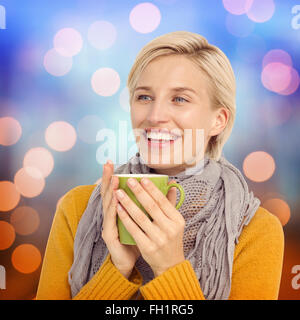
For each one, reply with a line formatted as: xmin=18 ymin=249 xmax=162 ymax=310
xmin=36 ymin=31 xmax=284 ymax=300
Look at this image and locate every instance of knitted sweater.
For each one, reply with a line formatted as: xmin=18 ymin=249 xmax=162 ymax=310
xmin=36 ymin=184 xmax=284 ymax=300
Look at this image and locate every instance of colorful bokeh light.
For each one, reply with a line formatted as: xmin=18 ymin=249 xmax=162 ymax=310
xmin=263 ymin=198 xmax=291 ymax=226
xmin=0 ymin=181 xmax=21 ymax=212
xmin=23 ymin=147 xmax=54 ymax=178
xmin=45 ymin=121 xmax=77 ymax=152
xmin=11 ymin=244 xmax=42 ymax=274
xmin=0 ymin=221 xmax=16 ymax=250
xmin=243 ymin=151 xmax=276 ymax=182
xmin=14 ymin=167 xmax=45 ymax=198
xmin=246 ymin=0 xmax=275 ymax=23
xmin=87 ymin=21 xmax=117 ymax=50
xmin=262 ymin=49 xmax=293 ymax=68
xmin=43 ymin=48 xmax=73 ymax=77
xmin=261 ymin=62 xmax=292 ymax=93
xmin=222 ymin=0 xmax=253 ymax=15
xmin=129 ymin=2 xmax=161 ymax=33
xmin=10 ymin=206 xmax=40 ymax=236
xmin=0 ymin=117 xmax=22 ymax=146
xmin=53 ymin=28 xmax=83 ymax=57
xmin=91 ymin=67 xmax=120 ymax=96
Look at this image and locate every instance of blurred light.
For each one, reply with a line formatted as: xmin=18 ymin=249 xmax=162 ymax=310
xmin=129 ymin=2 xmax=161 ymax=33
xmin=91 ymin=67 xmax=120 ymax=96
xmin=45 ymin=121 xmax=77 ymax=152
xmin=279 ymin=67 xmax=299 ymax=96
xmin=10 ymin=206 xmax=40 ymax=236
xmin=87 ymin=20 xmax=117 ymax=50
xmin=53 ymin=27 xmax=83 ymax=57
xmin=14 ymin=167 xmax=45 ymax=198
xmin=243 ymin=151 xmax=275 ymax=182
xmin=0 ymin=117 xmax=22 ymax=146
xmin=119 ymin=87 xmax=130 ymax=112
xmin=43 ymin=48 xmax=73 ymax=77
xmin=261 ymin=62 xmax=292 ymax=93
xmin=246 ymin=0 xmax=275 ymax=23
xmin=77 ymin=115 xmax=105 ymax=144
xmin=262 ymin=49 xmax=293 ymax=68
xmin=0 ymin=221 xmax=15 ymax=250
xmin=23 ymin=147 xmax=54 ymax=178
xmin=263 ymin=198 xmax=291 ymax=226
xmin=225 ymin=13 xmax=255 ymax=37
xmin=222 ymin=0 xmax=253 ymax=15
xmin=0 ymin=181 xmax=21 ymax=212
xmin=11 ymin=244 xmax=41 ymax=274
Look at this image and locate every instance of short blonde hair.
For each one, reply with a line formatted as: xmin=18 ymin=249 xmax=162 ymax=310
xmin=127 ymin=31 xmax=236 ymax=161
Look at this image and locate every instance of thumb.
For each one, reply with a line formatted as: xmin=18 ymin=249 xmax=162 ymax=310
xmin=167 ymin=180 xmax=177 ymax=207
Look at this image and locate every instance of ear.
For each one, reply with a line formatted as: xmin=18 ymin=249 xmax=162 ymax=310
xmin=209 ymin=107 xmax=230 ymax=137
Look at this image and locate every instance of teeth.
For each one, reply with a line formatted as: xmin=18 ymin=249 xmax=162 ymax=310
xmin=146 ymin=131 xmax=178 ymax=141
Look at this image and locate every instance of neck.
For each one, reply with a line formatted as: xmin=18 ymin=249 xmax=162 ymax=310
xmin=150 ymin=158 xmax=206 ymax=177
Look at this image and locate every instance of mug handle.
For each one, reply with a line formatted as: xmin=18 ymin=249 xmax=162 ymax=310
xmin=166 ymin=183 xmax=185 ymax=210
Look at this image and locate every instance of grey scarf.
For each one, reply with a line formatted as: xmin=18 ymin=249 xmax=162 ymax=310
xmin=68 ymin=152 xmax=260 ymax=300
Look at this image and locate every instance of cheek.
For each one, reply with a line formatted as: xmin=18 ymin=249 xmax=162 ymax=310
xmin=130 ymin=105 xmax=147 ymax=125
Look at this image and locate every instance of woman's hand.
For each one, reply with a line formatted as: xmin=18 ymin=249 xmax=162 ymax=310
xmin=115 ymin=177 xmax=186 ymax=277
xmin=100 ymin=160 xmax=140 ymax=278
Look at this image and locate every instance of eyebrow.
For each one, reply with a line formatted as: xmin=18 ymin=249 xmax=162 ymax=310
xmin=134 ymin=86 xmax=197 ymax=95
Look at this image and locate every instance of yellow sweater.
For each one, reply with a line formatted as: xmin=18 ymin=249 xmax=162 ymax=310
xmin=36 ymin=184 xmax=284 ymax=300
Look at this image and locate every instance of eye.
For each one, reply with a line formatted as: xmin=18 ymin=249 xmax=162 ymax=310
xmin=137 ymin=95 xmax=152 ymax=101
xmin=174 ymin=96 xmax=188 ymax=103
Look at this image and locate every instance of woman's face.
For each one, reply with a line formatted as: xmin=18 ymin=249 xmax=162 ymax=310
xmin=130 ymin=55 xmax=228 ymax=175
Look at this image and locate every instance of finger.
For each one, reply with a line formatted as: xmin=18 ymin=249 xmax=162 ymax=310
xmin=102 ymin=191 xmax=118 ymax=233
xmin=116 ymin=201 xmax=153 ymax=248
xmin=100 ymin=160 xmax=114 ymax=198
xmin=102 ymin=175 xmax=119 ymax=212
xmin=123 ymin=179 xmax=170 ymax=229
xmin=115 ymin=189 xmax=156 ymax=235
xmin=167 ymin=180 xmax=177 ymax=207
xmin=140 ymin=178 xmax=180 ymax=222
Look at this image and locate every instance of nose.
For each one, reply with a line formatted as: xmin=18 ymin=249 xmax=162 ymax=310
xmin=146 ymin=99 xmax=170 ymax=125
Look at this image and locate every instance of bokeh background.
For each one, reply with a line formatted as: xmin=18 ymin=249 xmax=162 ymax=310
xmin=0 ymin=0 xmax=300 ymax=300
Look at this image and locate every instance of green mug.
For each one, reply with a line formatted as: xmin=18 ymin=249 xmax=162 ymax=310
xmin=113 ymin=174 xmax=185 ymax=245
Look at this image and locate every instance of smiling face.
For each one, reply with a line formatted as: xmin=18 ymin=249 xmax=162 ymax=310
xmin=130 ymin=54 xmax=229 ymax=175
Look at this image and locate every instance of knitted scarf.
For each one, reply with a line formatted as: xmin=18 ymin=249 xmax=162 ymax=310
xmin=68 ymin=152 xmax=260 ymax=299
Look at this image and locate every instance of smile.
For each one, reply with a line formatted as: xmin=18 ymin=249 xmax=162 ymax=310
xmin=142 ymin=131 xmax=180 ymax=148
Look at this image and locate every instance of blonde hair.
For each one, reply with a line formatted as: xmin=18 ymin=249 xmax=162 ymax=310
xmin=127 ymin=31 xmax=236 ymax=161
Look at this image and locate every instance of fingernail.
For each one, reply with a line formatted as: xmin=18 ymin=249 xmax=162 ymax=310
xmin=128 ymin=178 xmax=137 ymax=187
xmin=141 ymin=178 xmax=149 ymax=185
xmin=107 ymin=159 xmax=113 ymax=165
xmin=116 ymin=189 xmax=124 ymax=199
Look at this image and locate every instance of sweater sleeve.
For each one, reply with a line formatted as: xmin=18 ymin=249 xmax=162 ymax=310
xmin=228 ymin=207 xmax=284 ymax=300
xmin=36 ymin=186 xmax=143 ymax=300
xmin=139 ymin=206 xmax=284 ymax=300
